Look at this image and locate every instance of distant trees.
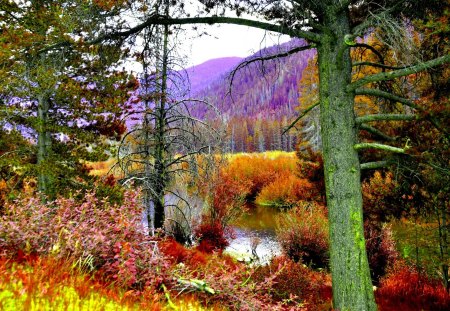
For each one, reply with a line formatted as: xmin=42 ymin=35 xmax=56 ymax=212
xmin=223 ymin=117 xmax=297 ymax=153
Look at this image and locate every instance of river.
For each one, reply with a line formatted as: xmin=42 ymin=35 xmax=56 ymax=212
xmin=226 ymin=203 xmax=283 ymax=264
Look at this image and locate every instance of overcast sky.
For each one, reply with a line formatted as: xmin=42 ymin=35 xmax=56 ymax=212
xmin=182 ymin=24 xmax=291 ymax=67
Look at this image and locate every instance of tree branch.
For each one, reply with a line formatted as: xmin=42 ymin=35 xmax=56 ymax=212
xmin=359 ymin=124 xmax=396 ymax=141
xmin=352 ymin=61 xmax=410 ymax=70
xmin=348 ymin=54 xmax=450 ymax=92
xmin=355 ymin=88 xmax=449 ymax=136
xmin=354 ymin=142 xmax=407 ymax=153
xmin=90 ymin=15 xmax=322 ymax=45
xmin=360 ymin=160 xmax=391 ymax=170
xmin=355 ymin=88 xmax=418 ymax=108
xmin=351 ymin=43 xmax=385 ymax=64
xmin=356 ymin=114 xmax=417 ymax=124
xmin=282 ymin=101 xmax=319 ymax=135
xmin=232 ymin=44 xmax=314 ymax=74
xmin=229 ymin=44 xmax=314 ymax=95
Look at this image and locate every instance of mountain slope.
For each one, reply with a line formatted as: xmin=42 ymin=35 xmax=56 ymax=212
xmin=186 ymin=39 xmax=315 ymax=152
xmin=185 ymin=57 xmax=242 ymax=94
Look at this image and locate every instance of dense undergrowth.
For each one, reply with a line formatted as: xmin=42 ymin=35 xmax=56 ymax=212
xmin=1 ymin=151 xmax=449 ymax=310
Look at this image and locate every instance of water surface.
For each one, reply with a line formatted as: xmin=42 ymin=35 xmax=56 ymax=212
xmin=226 ymin=203 xmax=283 ymax=264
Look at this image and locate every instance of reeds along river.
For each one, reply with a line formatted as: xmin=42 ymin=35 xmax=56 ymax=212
xmin=141 ymin=195 xmax=283 ymax=263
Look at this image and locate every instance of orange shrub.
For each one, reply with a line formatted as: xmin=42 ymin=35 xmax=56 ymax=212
xmin=223 ymin=154 xmax=297 ymax=199
xmin=256 ymin=174 xmax=319 ymax=206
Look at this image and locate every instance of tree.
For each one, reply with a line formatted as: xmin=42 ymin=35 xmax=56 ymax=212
xmin=116 ymin=0 xmax=222 ymax=237
xmin=24 ymin=0 xmax=450 ymax=309
xmin=0 ymin=0 xmax=133 ymax=198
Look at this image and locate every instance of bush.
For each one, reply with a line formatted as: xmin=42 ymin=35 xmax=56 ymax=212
xmin=0 ymin=256 xmax=165 ymax=310
xmin=256 ymin=174 xmax=319 ymax=206
xmin=0 ymin=190 xmax=167 ymax=288
xmin=362 ymin=171 xmax=405 ymax=222
xmin=376 ymin=262 xmax=450 ymax=310
xmin=252 ymin=256 xmax=331 ymax=309
xmin=194 ymin=221 xmax=231 ymax=253
xmin=222 ymin=153 xmax=297 ymax=200
xmin=276 ymin=202 xmax=329 ymax=268
xmin=365 ymin=221 xmax=399 ymax=284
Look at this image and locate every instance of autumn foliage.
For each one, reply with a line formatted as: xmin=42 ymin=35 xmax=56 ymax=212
xmin=221 ymin=153 xmax=297 ymax=200
xmin=376 ymin=262 xmax=450 ymax=311
xmin=276 ymin=202 xmax=329 ymax=268
xmin=256 ymin=175 xmax=319 ymax=206
xmin=0 ymin=190 xmax=167 ymax=288
xmin=0 ymin=256 xmax=165 ymax=311
xmin=253 ymin=256 xmax=332 ymax=310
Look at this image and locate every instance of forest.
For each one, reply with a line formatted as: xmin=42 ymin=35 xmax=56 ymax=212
xmin=0 ymin=1 xmax=449 ymax=310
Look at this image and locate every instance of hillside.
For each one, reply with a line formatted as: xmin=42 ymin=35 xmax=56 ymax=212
xmin=185 ymin=57 xmax=243 ymax=94
xmin=185 ymin=39 xmax=315 ymax=152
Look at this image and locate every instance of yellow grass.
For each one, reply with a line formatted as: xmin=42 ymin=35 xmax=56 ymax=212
xmin=87 ymin=158 xmax=116 ymax=177
xmin=226 ymin=150 xmax=296 ymax=161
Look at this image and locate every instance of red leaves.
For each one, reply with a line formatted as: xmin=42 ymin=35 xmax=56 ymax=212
xmin=376 ymin=262 xmax=450 ymax=310
xmin=194 ymin=222 xmax=230 ymax=254
xmin=252 ymin=256 xmax=332 ymax=309
xmin=0 ymin=190 xmax=169 ymax=288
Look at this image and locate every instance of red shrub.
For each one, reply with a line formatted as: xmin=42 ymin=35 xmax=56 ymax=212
xmin=186 ymin=249 xmax=208 ymax=267
xmin=210 ymin=170 xmax=249 ymax=227
xmin=0 ymin=190 xmax=168 ymax=288
xmin=194 ymin=222 xmax=230 ymax=253
xmin=376 ymin=262 xmax=450 ymax=310
xmin=159 ymin=238 xmax=189 ymax=263
xmin=365 ymin=221 xmax=399 ymax=284
xmin=253 ymin=256 xmax=332 ymax=310
xmin=276 ymin=202 xmax=329 ymax=268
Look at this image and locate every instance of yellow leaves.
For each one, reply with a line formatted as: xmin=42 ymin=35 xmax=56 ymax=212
xmin=93 ymin=0 xmax=129 ymax=11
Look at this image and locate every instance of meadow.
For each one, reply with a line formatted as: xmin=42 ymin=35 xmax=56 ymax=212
xmin=1 ymin=151 xmax=449 ymax=310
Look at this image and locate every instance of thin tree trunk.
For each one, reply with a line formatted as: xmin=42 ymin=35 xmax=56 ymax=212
xmin=435 ymin=196 xmax=449 ymax=292
xmin=318 ymin=8 xmax=376 ymax=311
xmin=153 ymin=0 xmax=170 ymax=230
xmin=37 ymin=94 xmax=51 ymax=197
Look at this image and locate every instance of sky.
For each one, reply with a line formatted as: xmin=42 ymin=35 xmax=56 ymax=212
xmin=177 ymin=1 xmax=291 ymax=67
xmin=185 ymin=24 xmax=291 ymax=67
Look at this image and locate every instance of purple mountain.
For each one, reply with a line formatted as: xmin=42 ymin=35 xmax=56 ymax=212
xmin=184 ymin=39 xmax=315 ymax=152
xmin=185 ymin=57 xmax=243 ymax=94
xmin=187 ymin=39 xmax=315 ymax=121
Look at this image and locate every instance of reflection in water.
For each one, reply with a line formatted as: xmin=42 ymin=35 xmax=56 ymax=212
xmin=226 ymin=203 xmax=283 ymax=264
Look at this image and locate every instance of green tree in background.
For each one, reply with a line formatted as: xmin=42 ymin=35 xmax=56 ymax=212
xmin=0 ymin=0 xmax=135 ymax=198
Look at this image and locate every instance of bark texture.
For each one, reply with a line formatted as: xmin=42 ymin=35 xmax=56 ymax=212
xmin=318 ymin=7 xmax=377 ymax=311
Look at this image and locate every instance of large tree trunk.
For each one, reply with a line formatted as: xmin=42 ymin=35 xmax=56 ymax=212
xmin=318 ymin=8 xmax=377 ymax=311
